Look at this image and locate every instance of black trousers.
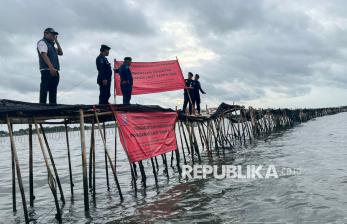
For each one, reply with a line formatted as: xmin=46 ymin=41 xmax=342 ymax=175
xmin=182 ymin=95 xmax=193 ymax=114
xmin=193 ymin=97 xmax=201 ymax=113
xmin=39 ymin=70 xmax=60 ymax=104
xmin=99 ymin=82 xmax=111 ymax=104
xmin=121 ymin=84 xmax=132 ymax=105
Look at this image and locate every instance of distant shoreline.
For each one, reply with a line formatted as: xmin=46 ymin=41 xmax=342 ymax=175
xmin=0 ymin=123 xmax=116 ymax=137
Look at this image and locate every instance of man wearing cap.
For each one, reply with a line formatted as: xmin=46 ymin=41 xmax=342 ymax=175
xmin=96 ymin=45 xmax=112 ymax=104
xmin=118 ymin=57 xmax=133 ymax=104
xmin=37 ymin=28 xmax=63 ymax=104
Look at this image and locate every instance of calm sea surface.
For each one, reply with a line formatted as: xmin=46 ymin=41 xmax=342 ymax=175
xmin=0 ymin=112 xmax=347 ymax=223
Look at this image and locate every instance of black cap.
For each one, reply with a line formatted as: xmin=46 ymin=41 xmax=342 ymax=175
xmin=44 ymin=28 xmax=59 ymax=35
xmin=188 ymin=72 xmax=193 ymax=76
xmin=124 ymin=57 xmax=132 ymax=61
xmin=100 ymin=44 xmax=111 ymax=51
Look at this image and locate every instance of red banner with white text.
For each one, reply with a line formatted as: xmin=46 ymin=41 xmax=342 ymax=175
xmin=115 ymin=112 xmax=178 ymax=163
xmin=114 ymin=60 xmax=185 ymax=96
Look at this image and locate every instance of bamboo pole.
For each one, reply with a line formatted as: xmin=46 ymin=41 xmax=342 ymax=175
xmin=10 ymin=123 xmax=16 ymax=212
xmin=79 ymin=109 xmax=89 ymax=212
xmin=150 ymin=158 xmax=159 ymax=186
xmin=64 ymin=122 xmax=74 ymax=197
xmin=40 ymin=124 xmax=65 ymax=204
xmin=114 ymin=121 xmax=118 ymax=169
xmin=33 ymin=118 xmax=62 ymax=221
xmin=155 ymin=157 xmax=159 ymax=172
xmin=139 ymin=160 xmax=147 ymax=187
xmin=92 ymin=123 xmax=96 ymax=197
xmin=180 ymin=121 xmax=191 ymax=155
xmin=29 ymin=124 xmax=34 ymax=207
xmin=94 ymin=112 xmax=123 ymax=200
xmin=7 ymin=118 xmax=29 ymax=224
xmin=89 ymin=121 xmax=96 ymax=197
xmin=103 ymin=122 xmax=110 ymax=191
xmin=89 ymin=124 xmax=93 ymax=189
xmin=161 ymin=154 xmax=169 ymax=178
xmin=177 ymin=122 xmax=187 ymax=164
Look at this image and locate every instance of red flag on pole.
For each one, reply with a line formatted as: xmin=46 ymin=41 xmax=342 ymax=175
xmin=114 ymin=60 xmax=185 ymax=96
xmin=115 ymin=112 xmax=178 ymax=163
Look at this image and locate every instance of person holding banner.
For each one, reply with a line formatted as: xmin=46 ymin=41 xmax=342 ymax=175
xmin=118 ymin=57 xmax=133 ymax=104
xmin=182 ymin=72 xmax=194 ymax=114
xmin=192 ymin=74 xmax=206 ymax=115
xmin=96 ymin=44 xmax=112 ymax=104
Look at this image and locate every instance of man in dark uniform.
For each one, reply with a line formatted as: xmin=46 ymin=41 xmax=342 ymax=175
xmin=182 ymin=72 xmax=194 ymax=114
xmin=37 ymin=28 xmax=63 ymax=104
xmin=96 ymin=44 xmax=112 ymax=104
xmin=192 ymin=74 xmax=206 ymax=115
xmin=118 ymin=57 xmax=133 ymax=104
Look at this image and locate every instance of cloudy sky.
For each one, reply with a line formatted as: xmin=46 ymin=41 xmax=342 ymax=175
xmin=1 ymin=0 xmax=347 ymax=109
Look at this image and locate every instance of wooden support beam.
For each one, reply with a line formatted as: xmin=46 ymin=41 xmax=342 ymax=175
xmin=64 ymin=122 xmax=74 ymax=197
xmin=79 ymin=109 xmax=89 ymax=212
xmin=29 ymin=124 xmax=34 ymax=207
xmin=33 ymin=118 xmax=62 ymax=221
xmin=7 ymin=119 xmax=29 ymax=224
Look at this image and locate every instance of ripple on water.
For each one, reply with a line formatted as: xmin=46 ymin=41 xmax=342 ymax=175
xmin=1 ymin=113 xmax=347 ymax=223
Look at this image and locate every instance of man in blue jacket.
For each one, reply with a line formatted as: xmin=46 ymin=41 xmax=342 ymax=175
xmin=96 ymin=44 xmax=112 ymax=104
xmin=192 ymin=74 xmax=206 ymax=115
xmin=118 ymin=57 xmax=133 ymax=104
xmin=182 ymin=72 xmax=194 ymax=114
xmin=37 ymin=28 xmax=63 ymax=104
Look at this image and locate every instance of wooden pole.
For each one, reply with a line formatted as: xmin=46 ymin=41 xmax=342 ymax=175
xmin=115 ymin=121 xmax=118 ymax=168
xmin=89 ymin=124 xmax=93 ymax=189
xmin=92 ymin=122 xmax=96 ymax=197
xmin=175 ymin=148 xmax=181 ymax=174
xmin=40 ymin=124 xmax=65 ymax=204
xmin=150 ymin=157 xmax=158 ymax=186
xmin=180 ymin=121 xmax=191 ymax=155
xmin=191 ymin=124 xmax=202 ymax=163
xmin=7 ymin=119 xmax=29 ymax=224
xmin=33 ymin=118 xmax=61 ymax=221
xmin=64 ymin=122 xmax=74 ymax=197
xmin=138 ymin=160 xmax=147 ymax=187
xmin=103 ymin=122 xmax=110 ymax=191
xmin=177 ymin=122 xmax=187 ymax=164
xmin=10 ymin=123 xmax=16 ymax=212
xmin=161 ymin=154 xmax=169 ymax=178
xmin=94 ymin=112 xmax=123 ymax=200
xmin=29 ymin=124 xmax=34 ymax=207
xmin=154 ymin=157 xmax=159 ymax=172
xmin=79 ymin=109 xmax=89 ymax=212
xmin=89 ymin=121 xmax=96 ymax=197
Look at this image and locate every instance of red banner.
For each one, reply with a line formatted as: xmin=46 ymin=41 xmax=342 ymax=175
xmin=114 ymin=60 xmax=185 ymax=96
xmin=115 ymin=112 xmax=178 ymax=163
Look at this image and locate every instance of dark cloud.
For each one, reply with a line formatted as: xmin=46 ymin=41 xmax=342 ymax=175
xmin=0 ymin=0 xmax=347 ymax=107
xmin=0 ymin=0 xmax=153 ymax=35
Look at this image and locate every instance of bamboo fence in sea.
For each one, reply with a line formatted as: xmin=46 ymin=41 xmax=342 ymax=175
xmin=0 ymin=99 xmax=346 ymax=223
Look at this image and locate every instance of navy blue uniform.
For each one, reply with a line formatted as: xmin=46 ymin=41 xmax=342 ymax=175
xmin=37 ymin=38 xmax=60 ymax=104
xmin=96 ymin=55 xmax=112 ymax=104
xmin=118 ymin=63 xmax=133 ymax=104
xmin=192 ymin=80 xmax=206 ymax=114
xmin=182 ymin=79 xmax=194 ymax=114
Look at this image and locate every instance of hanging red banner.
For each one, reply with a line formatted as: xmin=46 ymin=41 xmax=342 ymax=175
xmin=115 ymin=112 xmax=178 ymax=163
xmin=114 ymin=60 xmax=185 ymax=96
